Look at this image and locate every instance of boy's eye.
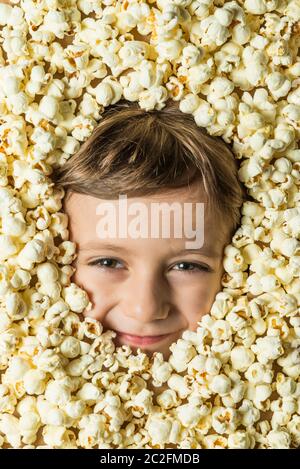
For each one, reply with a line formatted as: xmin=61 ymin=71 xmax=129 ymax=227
xmin=88 ymin=259 xmax=212 ymax=274
xmin=88 ymin=258 xmax=123 ymax=269
xmin=171 ymin=262 xmax=211 ymax=274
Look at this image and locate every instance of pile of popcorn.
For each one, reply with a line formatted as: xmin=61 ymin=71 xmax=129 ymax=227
xmin=0 ymin=0 xmax=300 ymax=449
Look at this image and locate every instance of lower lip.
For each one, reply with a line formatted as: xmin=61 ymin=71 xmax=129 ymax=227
xmin=116 ymin=332 xmax=170 ymax=346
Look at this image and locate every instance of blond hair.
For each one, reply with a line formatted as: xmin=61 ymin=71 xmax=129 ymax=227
xmin=52 ymin=98 xmax=247 ymax=238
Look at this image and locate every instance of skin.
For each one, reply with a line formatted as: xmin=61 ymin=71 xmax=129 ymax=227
xmin=64 ymin=181 xmax=232 ymax=360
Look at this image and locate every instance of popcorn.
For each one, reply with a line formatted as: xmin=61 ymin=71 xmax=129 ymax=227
xmin=230 ymin=345 xmax=255 ymax=372
xmin=205 ymin=357 xmax=222 ymax=376
xmin=19 ymin=411 xmax=41 ymax=441
xmin=77 ymin=413 xmax=107 ymax=448
xmin=23 ymin=370 xmax=47 ymax=395
xmin=77 ymin=383 xmax=102 ymax=405
xmin=64 ymin=399 xmax=86 ymax=420
xmin=62 ymin=283 xmax=91 ymax=313
xmin=60 ymin=337 xmax=81 ymax=359
xmin=82 ymin=317 xmax=103 ymax=339
xmin=200 ymin=434 xmax=226 ymax=448
xmin=169 ymin=339 xmax=197 ymax=372
xmin=151 ymin=353 xmax=173 ymax=386
xmin=210 ymin=319 xmax=233 ymax=340
xmin=0 ymin=235 xmax=18 ymax=260
xmin=230 ymin=381 xmax=245 ymax=404
xmin=245 ymin=363 xmax=273 ymax=385
xmin=251 ymin=336 xmax=284 ymax=364
xmin=42 ymin=11 xmax=68 ymax=40
xmin=5 ymin=292 xmax=27 ymax=320
xmin=37 ymin=400 xmax=68 ymax=427
xmin=10 ymin=268 xmax=31 ymax=290
xmin=276 ymin=373 xmax=297 ymax=398
xmin=17 ymin=239 xmax=46 ymax=270
xmin=193 ymin=99 xmax=215 ymax=127
xmin=42 ymin=425 xmax=74 ymax=448
xmin=0 ymin=384 xmax=17 ymax=414
xmin=65 ymin=355 xmax=94 ymax=377
xmin=0 ymin=3 xmax=13 ymax=26
xmin=265 ymin=72 xmax=292 ymax=100
xmin=156 ymin=389 xmax=180 ymax=410
xmin=226 ymin=307 xmax=249 ymax=331
xmin=0 ymin=0 xmax=298 ymax=450
xmin=44 ymin=380 xmax=72 ymax=407
xmin=254 ymin=384 xmax=272 ymax=405
xmin=287 ymin=415 xmax=300 ymax=447
xmin=0 ymin=414 xmax=21 ymax=448
xmin=177 ymin=402 xmax=202 ymax=428
xmin=168 ymin=374 xmax=191 ymax=399
xmin=228 ymin=431 xmax=255 ymax=449
xmin=156 ymin=39 xmax=183 ymax=62
xmin=210 ymin=374 xmax=232 ymax=396
xmin=238 ymin=399 xmax=260 ymax=427
xmin=36 ymin=262 xmax=59 ymax=284
xmin=211 ymin=406 xmax=239 ymax=434
xmin=266 ymin=430 xmax=291 ymax=449
xmin=94 ymin=82 xmax=115 ymax=107
xmin=146 ymin=416 xmax=174 ymax=445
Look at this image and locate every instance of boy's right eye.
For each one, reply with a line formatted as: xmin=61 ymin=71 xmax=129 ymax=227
xmin=88 ymin=258 xmax=123 ymax=269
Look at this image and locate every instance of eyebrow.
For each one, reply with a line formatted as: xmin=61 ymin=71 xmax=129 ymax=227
xmin=80 ymin=241 xmax=221 ymax=258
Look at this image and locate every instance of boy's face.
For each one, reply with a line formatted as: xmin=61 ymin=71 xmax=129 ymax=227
xmin=64 ymin=182 xmax=231 ymax=360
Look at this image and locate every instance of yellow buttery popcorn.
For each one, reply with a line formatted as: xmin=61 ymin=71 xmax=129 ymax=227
xmin=0 ymin=0 xmax=299 ymax=450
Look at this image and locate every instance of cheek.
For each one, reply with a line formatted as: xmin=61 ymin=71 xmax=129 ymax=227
xmin=71 ymin=266 xmax=116 ymax=320
xmin=178 ymin=273 xmax=223 ymax=329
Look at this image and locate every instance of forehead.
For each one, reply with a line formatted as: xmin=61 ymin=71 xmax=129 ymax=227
xmin=64 ymin=182 xmax=229 ymax=250
xmin=65 ymin=181 xmax=208 ymax=213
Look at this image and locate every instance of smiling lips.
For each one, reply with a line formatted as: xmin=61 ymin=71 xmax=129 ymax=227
xmin=116 ymin=331 xmax=171 ymax=345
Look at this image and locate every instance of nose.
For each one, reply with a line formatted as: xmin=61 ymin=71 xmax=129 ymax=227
xmin=119 ymin=270 xmax=171 ymax=323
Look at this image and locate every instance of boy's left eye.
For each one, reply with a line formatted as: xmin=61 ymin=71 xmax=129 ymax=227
xmin=171 ymin=262 xmax=212 ymax=274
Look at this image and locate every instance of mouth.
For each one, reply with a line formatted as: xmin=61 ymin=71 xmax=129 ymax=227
xmin=115 ymin=331 xmax=172 ymax=346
